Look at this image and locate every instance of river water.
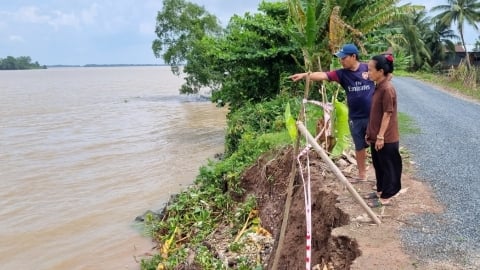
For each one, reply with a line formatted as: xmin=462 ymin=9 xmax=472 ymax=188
xmin=0 ymin=66 xmax=226 ymax=269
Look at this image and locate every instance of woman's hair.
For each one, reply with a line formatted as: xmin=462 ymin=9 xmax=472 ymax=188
xmin=371 ymin=54 xmax=394 ymax=75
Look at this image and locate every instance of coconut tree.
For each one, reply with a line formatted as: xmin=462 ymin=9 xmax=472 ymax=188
xmin=425 ymin=18 xmax=458 ymax=69
xmin=396 ymin=9 xmax=432 ymax=70
xmin=432 ymin=0 xmax=480 ymax=69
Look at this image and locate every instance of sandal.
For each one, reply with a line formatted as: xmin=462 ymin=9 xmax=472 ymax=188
xmin=363 ymin=192 xmax=379 ymax=199
xmin=367 ymin=198 xmax=393 ymax=208
xmin=347 ymin=176 xmax=368 ymax=183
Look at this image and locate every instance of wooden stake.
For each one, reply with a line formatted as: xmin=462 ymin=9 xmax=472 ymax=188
xmin=296 ymin=121 xmax=381 ymax=225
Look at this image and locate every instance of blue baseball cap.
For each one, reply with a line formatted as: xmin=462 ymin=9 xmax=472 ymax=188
xmin=334 ymin=44 xmax=359 ymax=58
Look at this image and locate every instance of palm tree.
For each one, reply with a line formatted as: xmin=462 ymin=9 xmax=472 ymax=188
xmin=432 ymin=0 xmax=480 ymax=69
xmin=425 ymin=18 xmax=458 ymax=69
xmin=395 ymin=9 xmax=432 ymax=70
xmin=287 ymin=0 xmax=417 ymax=70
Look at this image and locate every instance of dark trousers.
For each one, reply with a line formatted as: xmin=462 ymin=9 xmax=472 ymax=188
xmin=371 ymin=142 xmax=402 ymax=199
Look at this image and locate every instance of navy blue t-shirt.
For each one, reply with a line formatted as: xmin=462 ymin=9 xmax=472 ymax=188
xmin=326 ymin=63 xmax=375 ymax=119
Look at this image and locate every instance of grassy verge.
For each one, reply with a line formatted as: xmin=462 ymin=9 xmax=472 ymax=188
xmin=398 ymin=112 xmax=420 ymax=136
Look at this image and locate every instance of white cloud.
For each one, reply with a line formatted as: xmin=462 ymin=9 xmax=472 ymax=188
xmin=48 ymin=10 xmax=80 ymax=30
xmin=8 ymin=5 xmax=101 ymax=31
xmin=80 ymin=3 xmax=100 ymax=25
xmin=7 ymin=6 xmax=78 ymax=30
xmin=9 ymin=35 xmax=24 ymax=42
xmin=15 ymin=6 xmax=50 ymax=24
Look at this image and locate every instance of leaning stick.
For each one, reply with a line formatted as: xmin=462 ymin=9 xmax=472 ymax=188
xmin=296 ymin=121 xmax=381 ymax=225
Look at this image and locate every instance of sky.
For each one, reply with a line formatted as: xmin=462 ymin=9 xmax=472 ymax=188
xmin=0 ymin=0 xmax=478 ymax=65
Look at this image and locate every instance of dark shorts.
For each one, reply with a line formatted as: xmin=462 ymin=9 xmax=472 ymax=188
xmin=349 ymin=117 xmax=369 ymax=151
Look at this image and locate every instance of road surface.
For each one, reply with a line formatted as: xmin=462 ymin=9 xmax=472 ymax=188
xmin=393 ymin=76 xmax=480 ymax=268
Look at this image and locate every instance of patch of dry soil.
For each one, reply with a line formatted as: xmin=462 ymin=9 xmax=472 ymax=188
xmin=235 ymin=145 xmax=444 ymax=269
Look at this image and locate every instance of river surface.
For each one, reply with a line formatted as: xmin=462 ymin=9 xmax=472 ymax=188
xmin=0 ymin=66 xmax=226 ymax=269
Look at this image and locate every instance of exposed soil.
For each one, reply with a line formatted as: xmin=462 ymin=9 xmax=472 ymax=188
xmin=228 ymin=145 xmax=444 ymax=269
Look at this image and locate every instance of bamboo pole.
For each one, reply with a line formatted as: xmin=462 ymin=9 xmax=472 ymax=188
xmin=296 ymin=121 xmax=381 ymax=225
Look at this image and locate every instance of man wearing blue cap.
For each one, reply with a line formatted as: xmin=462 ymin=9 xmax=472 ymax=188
xmin=290 ymin=43 xmax=375 ymax=182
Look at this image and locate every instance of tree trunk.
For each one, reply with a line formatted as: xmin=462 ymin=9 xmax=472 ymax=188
xmin=460 ymin=29 xmax=471 ymax=70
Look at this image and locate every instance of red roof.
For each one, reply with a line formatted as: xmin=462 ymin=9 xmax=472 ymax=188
xmin=455 ymin=45 xmax=465 ymax=52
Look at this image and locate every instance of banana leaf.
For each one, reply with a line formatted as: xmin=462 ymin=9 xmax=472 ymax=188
xmin=330 ymin=100 xmax=350 ymax=157
xmin=284 ymin=102 xmax=298 ymax=142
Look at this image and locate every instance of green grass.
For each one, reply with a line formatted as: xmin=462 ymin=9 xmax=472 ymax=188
xmin=398 ymin=112 xmax=420 ymax=136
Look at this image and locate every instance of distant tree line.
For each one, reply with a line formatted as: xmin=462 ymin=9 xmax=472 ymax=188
xmin=0 ymin=56 xmax=46 ymax=70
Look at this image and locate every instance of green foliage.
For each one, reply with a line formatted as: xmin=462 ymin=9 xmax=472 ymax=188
xmin=221 ymin=131 xmax=291 ymax=195
xmin=140 ymin=253 xmax=161 ymax=270
xmin=229 ymin=241 xmax=244 ymax=252
xmin=0 ymin=56 xmax=45 ymax=70
xmin=180 ymin=36 xmax=224 ymax=94
xmin=284 ymin=102 xmax=298 ymax=142
xmin=139 ymin=169 xmax=230 ymax=269
xmin=208 ymin=8 xmax=301 ymax=109
xmin=400 ymin=9 xmax=432 ymax=71
xmin=288 ymin=0 xmax=329 ymax=71
xmin=194 ymin=246 xmax=225 ymax=268
xmin=288 ymin=0 xmax=331 ymax=72
xmin=389 ymin=50 xmax=412 ymax=72
xmin=330 ymin=100 xmax=350 ymax=157
xmin=153 ymin=0 xmax=302 ymax=108
xmin=152 ymin=0 xmax=221 ymax=69
xmin=231 ymin=195 xmax=258 ymax=234
xmin=398 ymin=112 xmax=421 ymax=135
xmin=224 ymin=94 xmax=298 ymax=156
xmin=424 ymin=18 xmax=458 ymax=70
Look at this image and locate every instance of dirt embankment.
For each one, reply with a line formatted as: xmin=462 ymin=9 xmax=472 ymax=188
xmin=228 ymin=146 xmax=442 ymax=269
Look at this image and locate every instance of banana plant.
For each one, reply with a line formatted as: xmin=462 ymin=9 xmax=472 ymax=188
xmin=286 ymin=0 xmax=353 ymax=156
xmin=279 ymin=2 xmax=352 ymax=270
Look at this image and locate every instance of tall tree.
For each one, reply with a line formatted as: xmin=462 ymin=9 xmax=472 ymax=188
xmin=332 ymin=0 xmax=419 ymax=52
xmin=396 ymin=9 xmax=432 ymax=70
xmin=1 ymin=56 xmax=18 ymax=70
xmin=152 ymin=0 xmax=221 ymax=72
xmin=474 ymin=38 xmax=480 ymax=51
xmin=432 ymin=0 xmax=480 ymax=69
xmin=206 ymin=2 xmax=300 ymax=109
xmin=288 ymin=0 xmax=419 ymax=69
xmin=425 ymin=18 xmax=458 ymax=69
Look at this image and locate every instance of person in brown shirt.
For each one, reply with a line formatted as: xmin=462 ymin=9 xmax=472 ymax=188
xmin=365 ymin=54 xmax=402 ymax=207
